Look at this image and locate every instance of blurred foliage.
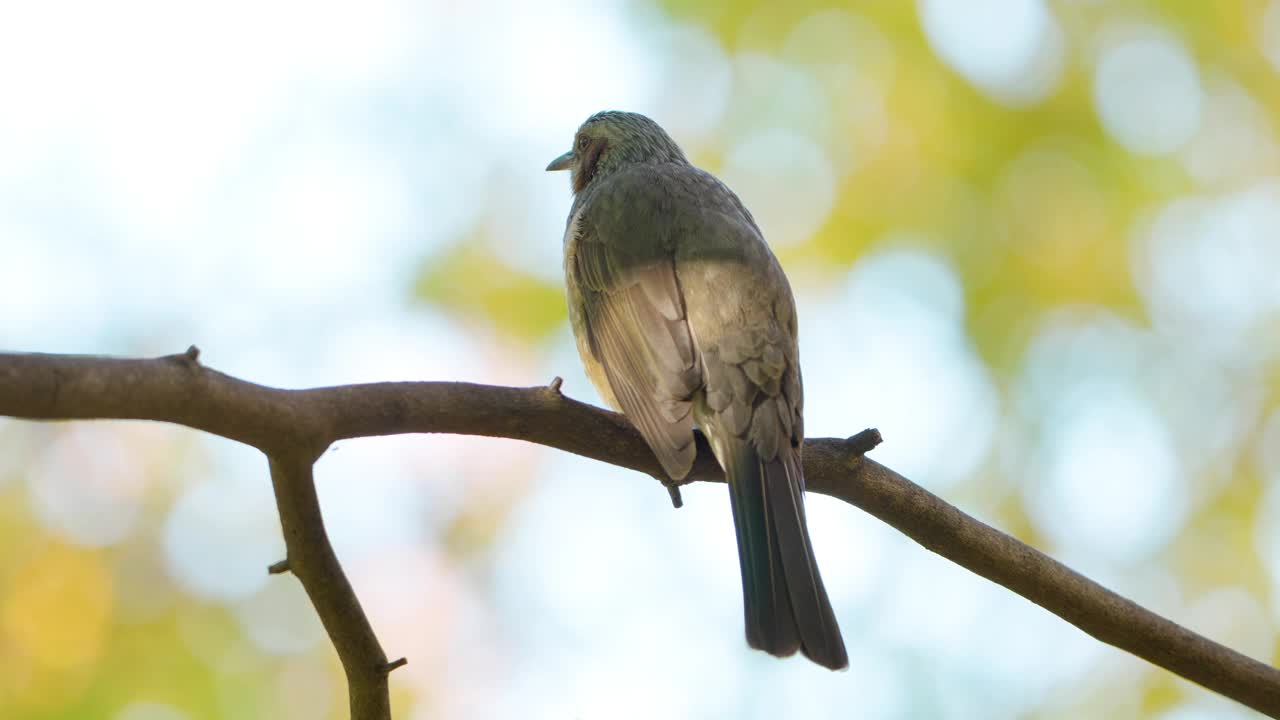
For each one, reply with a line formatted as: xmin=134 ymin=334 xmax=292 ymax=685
xmin=4 ymin=0 xmax=1280 ymax=718
xmin=420 ymin=1 xmax=1280 ymax=716
xmin=413 ymin=239 xmax=565 ymax=343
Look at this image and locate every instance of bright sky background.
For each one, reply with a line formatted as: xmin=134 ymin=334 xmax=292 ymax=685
xmin=2 ymin=1 xmax=1278 ymax=719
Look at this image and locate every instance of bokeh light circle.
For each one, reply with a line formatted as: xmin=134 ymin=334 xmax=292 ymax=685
xmin=1093 ymin=27 xmax=1202 ymax=155
xmin=163 ymin=470 xmax=284 ymax=602
xmin=919 ymin=0 xmax=1064 ymax=105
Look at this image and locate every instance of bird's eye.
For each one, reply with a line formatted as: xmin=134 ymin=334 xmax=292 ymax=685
xmin=577 ymin=135 xmax=590 ymax=150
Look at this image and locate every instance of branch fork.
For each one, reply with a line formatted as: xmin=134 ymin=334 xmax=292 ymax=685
xmin=1 ymin=349 xmax=1277 ymax=718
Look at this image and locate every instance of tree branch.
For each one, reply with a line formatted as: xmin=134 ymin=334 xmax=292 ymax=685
xmin=268 ymin=453 xmax=399 ymax=719
xmin=2 ymin=350 xmax=1278 ymax=717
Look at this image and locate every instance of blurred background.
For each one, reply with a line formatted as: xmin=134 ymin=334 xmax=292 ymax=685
xmin=1 ymin=0 xmax=1279 ymax=718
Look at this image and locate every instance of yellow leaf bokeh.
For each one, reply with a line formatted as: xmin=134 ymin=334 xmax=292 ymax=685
xmin=3 ymin=542 xmax=112 ymax=673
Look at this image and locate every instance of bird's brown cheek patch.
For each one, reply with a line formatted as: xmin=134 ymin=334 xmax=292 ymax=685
xmin=574 ymin=138 xmax=608 ymax=194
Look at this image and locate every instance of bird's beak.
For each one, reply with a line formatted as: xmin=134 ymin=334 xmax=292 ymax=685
xmin=546 ymin=150 xmax=573 ymax=172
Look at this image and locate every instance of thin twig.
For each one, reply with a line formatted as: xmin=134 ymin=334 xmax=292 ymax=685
xmin=379 ymin=657 xmax=409 ymax=674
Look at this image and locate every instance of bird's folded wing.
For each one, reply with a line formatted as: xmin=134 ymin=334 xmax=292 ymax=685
xmin=660 ymin=170 xmax=806 ymax=466
xmin=572 ymin=220 xmax=701 ymax=481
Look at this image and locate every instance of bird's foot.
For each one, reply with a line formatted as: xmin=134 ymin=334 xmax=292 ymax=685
xmin=664 ymin=483 xmax=683 ymax=509
xmin=653 ymin=473 xmax=684 ymax=508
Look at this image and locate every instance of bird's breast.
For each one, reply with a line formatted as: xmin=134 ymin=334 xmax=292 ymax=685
xmin=562 ymin=213 xmax=623 ymax=412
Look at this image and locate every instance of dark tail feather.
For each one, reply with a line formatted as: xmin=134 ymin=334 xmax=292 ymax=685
xmin=725 ymin=442 xmax=848 ymax=670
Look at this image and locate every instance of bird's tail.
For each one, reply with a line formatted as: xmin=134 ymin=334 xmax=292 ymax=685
xmin=724 ymin=439 xmax=847 ymax=670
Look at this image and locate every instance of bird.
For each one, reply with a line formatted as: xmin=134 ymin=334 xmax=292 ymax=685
xmin=547 ymin=110 xmax=847 ymax=670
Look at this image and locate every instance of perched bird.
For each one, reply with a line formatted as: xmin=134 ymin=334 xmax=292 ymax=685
xmin=547 ymin=111 xmax=847 ymax=670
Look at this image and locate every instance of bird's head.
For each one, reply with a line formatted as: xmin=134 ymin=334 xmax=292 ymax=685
xmin=546 ymin=111 xmax=687 ymax=194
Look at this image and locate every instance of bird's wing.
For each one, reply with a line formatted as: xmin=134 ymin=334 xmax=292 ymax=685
xmin=570 ymin=167 xmax=702 ymax=481
xmin=666 ymin=168 xmax=805 ymax=464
